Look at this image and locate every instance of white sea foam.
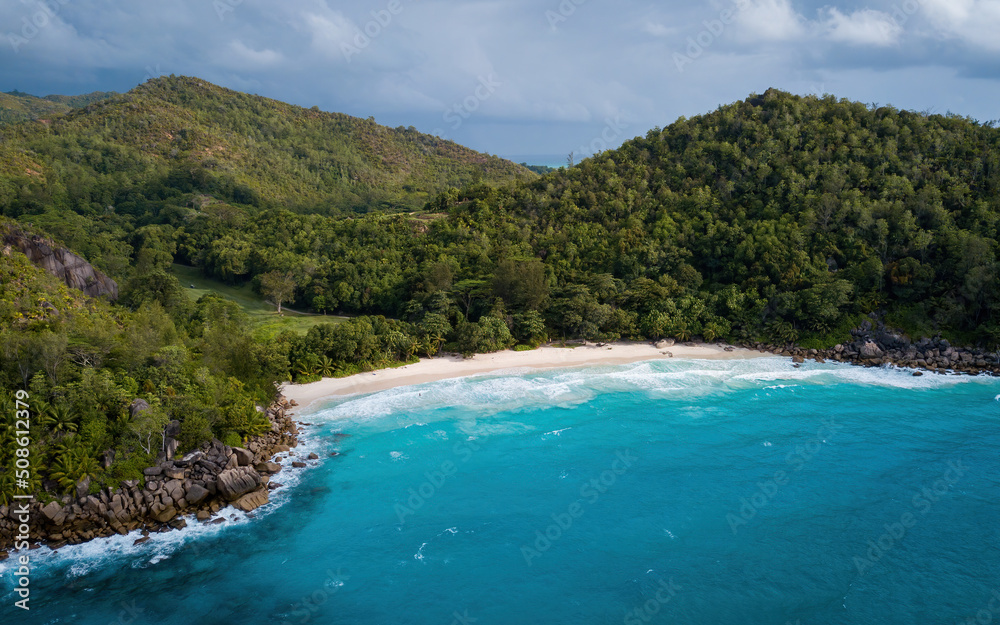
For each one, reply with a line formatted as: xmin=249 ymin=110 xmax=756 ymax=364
xmin=731 ymin=361 xmax=974 ymax=390
xmin=0 ymin=507 xmax=257 ymax=584
xmin=308 ymin=371 xmax=594 ymax=423
xmin=0 ymin=427 xmax=326 ymax=585
xmin=300 ymin=357 xmax=983 ymax=428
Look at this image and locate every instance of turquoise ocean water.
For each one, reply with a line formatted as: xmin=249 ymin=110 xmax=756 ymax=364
xmin=4 ymin=358 xmax=1000 ymax=624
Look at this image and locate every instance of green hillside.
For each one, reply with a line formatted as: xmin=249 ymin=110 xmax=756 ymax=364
xmin=4 ymin=85 xmax=1000 ymax=507
xmin=145 ymin=88 xmax=1000 ymax=349
xmin=441 ymin=89 xmax=1000 ymax=346
xmin=0 ymin=218 xmax=285 ymax=500
xmin=0 ymin=76 xmax=534 ymax=216
xmin=0 ymin=90 xmax=115 ymax=124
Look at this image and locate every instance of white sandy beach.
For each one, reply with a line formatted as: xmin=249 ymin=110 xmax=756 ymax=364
xmin=281 ymin=341 xmax=768 ymax=412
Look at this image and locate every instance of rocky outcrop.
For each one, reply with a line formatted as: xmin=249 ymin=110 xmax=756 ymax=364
xmin=0 ymin=396 xmax=313 ymax=551
xmin=741 ymin=315 xmax=999 ymax=376
xmin=232 ymin=489 xmax=269 ymax=513
xmin=2 ymin=227 xmax=118 ymax=299
xmin=217 ymin=467 xmax=262 ymax=501
xmin=231 ymin=447 xmax=254 ymax=467
xmin=859 ymin=341 xmax=883 ymax=359
xmin=129 ymin=399 xmax=151 ymax=418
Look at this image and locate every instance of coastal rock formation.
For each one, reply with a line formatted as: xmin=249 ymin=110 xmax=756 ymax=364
xmin=743 ymin=315 xmax=998 ymax=376
xmin=2 ymin=227 xmax=118 ymax=299
xmin=231 ymin=447 xmax=254 ymax=467
xmin=0 ymin=395 xmax=308 ymax=552
xmin=860 ymin=341 xmax=883 ymax=359
xmin=217 ymin=467 xmax=262 ymax=501
xmin=232 ymin=489 xmax=269 ymax=512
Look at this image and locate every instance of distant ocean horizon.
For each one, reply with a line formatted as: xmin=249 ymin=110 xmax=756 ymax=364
xmin=502 ymin=154 xmax=569 ymax=169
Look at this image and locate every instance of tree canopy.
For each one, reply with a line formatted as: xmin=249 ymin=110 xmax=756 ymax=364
xmin=4 ymin=84 xmax=1000 ymax=504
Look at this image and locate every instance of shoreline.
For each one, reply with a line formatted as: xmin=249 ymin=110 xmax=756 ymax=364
xmin=7 ymin=326 xmax=992 ymax=556
xmin=282 ymin=325 xmax=1000 ymax=416
xmin=0 ymin=396 xmax=303 ymax=555
xmin=281 ymin=341 xmax=767 ymax=413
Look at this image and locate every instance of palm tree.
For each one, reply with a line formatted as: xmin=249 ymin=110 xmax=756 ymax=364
xmin=674 ymin=321 xmax=692 ymax=342
xmin=40 ymin=404 xmax=78 ymax=434
xmin=317 ymin=355 xmax=336 ymax=378
xmin=32 ymin=398 xmax=52 ymax=422
xmin=50 ymin=404 xmax=79 ymax=433
xmin=405 ymin=337 xmax=420 ymax=360
xmin=49 ymin=448 xmax=101 ymax=495
xmin=109 ymin=410 xmax=131 ymax=440
xmin=293 ymin=353 xmax=323 ymax=381
xmin=418 ymin=336 xmax=437 ymax=358
xmin=703 ymin=323 xmax=719 ymax=343
xmin=430 ymin=330 xmax=446 ymax=354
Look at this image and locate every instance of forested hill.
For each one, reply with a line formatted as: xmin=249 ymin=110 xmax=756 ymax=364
xmin=0 ymin=90 xmax=115 ymax=124
xmin=0 ymin=76 xmax=534 ymax=215
xmin=423 ymin=88 xmax=1000 ymax=346
xmin=2 ymin=87 xmax=1000 ymax=505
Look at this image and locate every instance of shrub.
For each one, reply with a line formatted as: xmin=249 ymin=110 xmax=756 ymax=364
xmin=106 ymin=450 xmax=155 ymax=488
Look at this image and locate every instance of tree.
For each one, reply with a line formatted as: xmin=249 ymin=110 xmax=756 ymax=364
xmin=419 ymin=313 xmax=452 ymax=354
xmin=317 ymin=355 xmax=336 ymax=377
xmin=513 ymin=310 xmax=547 ymax=345
xmin=120 ymin=269 xmax=189 ymax=313
xmin=39 ymin=403 xmax=78 ymax=435
xmin=37 ymin=330 xmax=69 ymax=384
xmin=49 ymin=448 xmax=101 ymax=495
xmin=455 ymin=316 xmax=514 ymax=356
xmin=260 ymin=270 xmax=296 ymax=314
xmin=128 ymin=404 xmax=169 ymax=456
xmin=493 ymin=259 xmax=549 ymax=311
xmin=453 ymin=279 xmax=489 ymax=320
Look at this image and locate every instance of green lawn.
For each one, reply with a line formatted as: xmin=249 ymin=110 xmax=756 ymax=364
xmin=170 ymin=264 xmax=345 ymax=336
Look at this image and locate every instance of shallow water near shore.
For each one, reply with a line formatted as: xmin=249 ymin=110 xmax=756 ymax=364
xmin=4 ymin=358 xmax=1000 ymax=624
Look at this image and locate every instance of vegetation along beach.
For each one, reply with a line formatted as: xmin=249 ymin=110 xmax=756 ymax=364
xmin=2 ymin=3 xmax=1000 ymax=622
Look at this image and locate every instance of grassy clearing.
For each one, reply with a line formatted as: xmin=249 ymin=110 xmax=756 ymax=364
xmin=170 ymin=264 xmax=346 ymax=336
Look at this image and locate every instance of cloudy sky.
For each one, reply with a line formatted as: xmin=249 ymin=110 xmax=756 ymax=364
xmin=2 ymin=0 xmax=999 ymax=160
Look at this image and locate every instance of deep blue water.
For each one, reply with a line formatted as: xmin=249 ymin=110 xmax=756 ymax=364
xmin=4 ymin=358 xmax=1000 ymax=625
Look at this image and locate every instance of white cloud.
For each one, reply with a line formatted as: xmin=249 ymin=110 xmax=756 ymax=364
xmin=920 ymin=0 xmax=976 ymax=25
xmin=227 ymin=41 xmax=283 ymax=68
xmin=822 ymin=8 xmax=902 ymax=46
xmin=735 ymin=0 xmax=806 ymax=42
xmin=302 ymin=11 xmax=357 ymax=59
xmin=642 ymin=21 xmax=673 ymax=37
xmin=920 ymin=0 xmax=1000 ymax=52
xmin=0 ymin=0 xmax=998 ymax=156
